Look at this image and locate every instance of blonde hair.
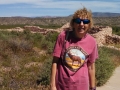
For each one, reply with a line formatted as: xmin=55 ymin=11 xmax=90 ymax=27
xmin=70 ymin=7 xmax=93 ymax=29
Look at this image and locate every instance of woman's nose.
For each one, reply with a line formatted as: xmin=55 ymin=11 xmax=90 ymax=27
xmin=79 ymin=21 xmax=84 ymax=26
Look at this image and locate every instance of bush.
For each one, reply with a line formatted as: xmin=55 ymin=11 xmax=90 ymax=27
xmin=96 ymin=47 xmax=116 ymax=86
xmin=112 ymin=26 xmax=120 ymax=35
xmin=37 ymin=56 xmax=52 ymax=86
xmin=40 ymin=32 xmax=58 ymax=54
xmin=45 ymin=32 xmax=59 ymax=43
xmin=0 ymin=31 xmax=10 ymax=40
xmin=31 ymin=33 xmax=44 ymax=47
xmin=8 ymin=38 xmax=33 ymax=53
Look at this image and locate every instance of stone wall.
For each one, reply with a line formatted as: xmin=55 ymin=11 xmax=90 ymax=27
xmin=89 ymin=26 xmax=113 ymax=46
xmin=89 ymin=26 xmax=120 ymax=47
xmin=106 ymin=35 xmax=120 ymax=44
xmin=23 ymin=26 xmax=48 ymax=34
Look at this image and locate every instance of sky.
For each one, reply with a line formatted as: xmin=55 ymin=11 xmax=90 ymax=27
xmin=0 ymin=0 xmax=120 ymax=17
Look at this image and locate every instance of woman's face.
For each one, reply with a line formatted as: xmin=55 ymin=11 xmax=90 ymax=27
xmin=73 ymin=17 xmax=90 ymax=38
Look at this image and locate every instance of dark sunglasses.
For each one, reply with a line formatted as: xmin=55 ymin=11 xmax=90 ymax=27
xmin=73 ymin=18 xmax=90 ymax=24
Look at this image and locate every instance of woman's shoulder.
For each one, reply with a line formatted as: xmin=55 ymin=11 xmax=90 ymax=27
xmin=59 ymin=30 xmax=72 ymax=37
xmin=86 ymin=33 xmax=97 ymax=43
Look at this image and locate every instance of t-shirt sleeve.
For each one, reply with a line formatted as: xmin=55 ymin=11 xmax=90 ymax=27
xmin=88 ymin=43 xmax=98 ymax=63
xmin=52 ymin=32 xmax=64 ymax=58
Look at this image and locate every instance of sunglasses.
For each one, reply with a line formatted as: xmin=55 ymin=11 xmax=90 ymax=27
xmin=73 ymin=18 xmax=90 ymax=24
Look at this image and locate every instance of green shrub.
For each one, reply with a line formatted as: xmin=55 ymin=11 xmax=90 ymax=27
xmin=37 ymin=24 xmax=62 ymax=29
xmin=96 ymin=47 xmax=116 ymax=86
xmin=7 ymin=38 xmax=33 ymax=53
xmin=112 ymin=26 xmax=120 ymax=35
xmin=47 ymin=42 xmax=55 ymax=54
xmin=31 ymin=33 xmax=44 ymax=48
xmin=0 ymin=24 xmax=25 ymax=29
xmin=45 ymin=31 xmax=59 ymax=43
xmin=0 ymin=31 xmax=10 ymax=40
xmin=40 ymin=32 xmax=58 ymax=53
xmin=37 ymin=56 xmax=52 ymax=86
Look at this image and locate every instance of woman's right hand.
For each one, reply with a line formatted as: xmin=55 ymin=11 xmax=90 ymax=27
xmin=50 ymin=86 xmax=57 ymax=90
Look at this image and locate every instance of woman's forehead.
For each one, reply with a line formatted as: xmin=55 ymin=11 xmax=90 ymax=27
xmin=75 ymin=15 xmax=89 ymax=19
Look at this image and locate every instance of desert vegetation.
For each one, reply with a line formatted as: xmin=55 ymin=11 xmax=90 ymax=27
xmin=112 ymin=26 xmax=120 ymax=36
xmin=0 ymin=29 xmax=58 ymax=90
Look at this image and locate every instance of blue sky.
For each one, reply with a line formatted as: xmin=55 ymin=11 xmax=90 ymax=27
xmin=0 ymin=0 xmax=120 ymax=17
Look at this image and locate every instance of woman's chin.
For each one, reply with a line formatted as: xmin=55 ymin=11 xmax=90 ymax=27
xmin=78 ymin=30 xmax=85 ymax=34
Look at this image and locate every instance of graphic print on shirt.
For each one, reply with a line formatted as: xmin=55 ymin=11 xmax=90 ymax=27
xmin=64 ymin=46 xmax=88 ymax=71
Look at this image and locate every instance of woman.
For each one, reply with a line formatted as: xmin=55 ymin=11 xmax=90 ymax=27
xmin=50 ymin=7 xmax=98 ymax=90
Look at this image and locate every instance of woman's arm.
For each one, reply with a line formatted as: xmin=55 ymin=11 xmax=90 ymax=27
xmin=88 ymin=62 xmax=96 ymax=90
xmin=50 ymin=56 xmax=59 ymax=90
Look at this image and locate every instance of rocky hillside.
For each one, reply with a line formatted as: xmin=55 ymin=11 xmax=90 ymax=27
xmin=0 ymin=16 xmax=120 ymax=27
xmin=92 ymin=12 xmax=120 ymax=17
xmin=0 ymin=17 xmax=70 ymax=26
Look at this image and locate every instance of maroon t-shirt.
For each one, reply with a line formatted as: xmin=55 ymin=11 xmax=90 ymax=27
xmin=53 ymin=31 xmax=98 ymax=90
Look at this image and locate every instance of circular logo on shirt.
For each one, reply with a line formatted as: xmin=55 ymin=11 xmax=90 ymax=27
xmin=64 ymin=46 xmax=88 ymax=71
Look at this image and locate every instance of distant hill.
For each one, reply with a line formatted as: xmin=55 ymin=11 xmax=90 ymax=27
xmin=68 ymin=12 xmax=120 ymax=17
xmin=0 ymin=12 xmax=120 ymax=27
xmin=92 ymin=12 xmax=120 ymax=17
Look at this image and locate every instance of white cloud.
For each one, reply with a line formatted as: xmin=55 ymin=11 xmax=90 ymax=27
xmin=29 ymin=1 xmax=120 ymax=13
xmin=0 ymin=0 xmax=120 ymax=16
xmin=4 ymin=0 xmax=119 ymax=9
xmin=0 ymin=0 xmax=49 ymax=4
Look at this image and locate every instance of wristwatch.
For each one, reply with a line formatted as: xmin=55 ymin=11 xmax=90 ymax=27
xmin=90 ymin=87 xmax=96 ymax=90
